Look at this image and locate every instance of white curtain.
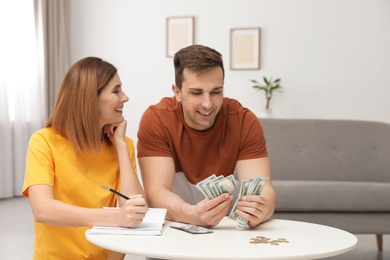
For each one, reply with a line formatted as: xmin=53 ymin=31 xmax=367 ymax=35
xmin=0 ymin=1 xmax=42 ymax=198
xmin=35 ymin=0 xmax=70 ymax=117
xmin=0 ymin=0 xmax=69 ymax=198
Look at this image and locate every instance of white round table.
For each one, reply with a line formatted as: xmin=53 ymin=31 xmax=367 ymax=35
xmin=86 ymin=218 xmax=357 ymax=260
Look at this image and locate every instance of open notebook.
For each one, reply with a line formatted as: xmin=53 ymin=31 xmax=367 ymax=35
xmin=88 ymin=208 xmax=167 ymax=236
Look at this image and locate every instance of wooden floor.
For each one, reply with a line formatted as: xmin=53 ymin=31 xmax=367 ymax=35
xmin=0 ymin=197 xmax=388 ymax=260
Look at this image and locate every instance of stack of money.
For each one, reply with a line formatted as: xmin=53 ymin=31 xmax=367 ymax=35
xmin=196 ymin=174 xmax=267 ymax=230
xmin=228 ymin=176 xmax=268 ymax=230
xmin=196 ymin=174 xmax=238 ymax=199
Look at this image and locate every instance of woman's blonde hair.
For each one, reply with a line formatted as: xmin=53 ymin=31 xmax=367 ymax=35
xmin=46 ymin=57 xmax=117 ymax=153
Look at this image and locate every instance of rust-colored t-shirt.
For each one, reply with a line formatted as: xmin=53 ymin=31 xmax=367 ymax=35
xmin=137 ymin=97 xmax=268 ymax=184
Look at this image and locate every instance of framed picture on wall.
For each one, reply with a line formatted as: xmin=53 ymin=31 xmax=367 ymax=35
xmin=230 ymin=28 xmax=261 ymax=70
xmin=166 ymin=16 xmax=195 ymax=57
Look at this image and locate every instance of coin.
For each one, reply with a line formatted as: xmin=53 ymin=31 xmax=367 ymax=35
xmin=249 ymin=236 xmax=289 ymax=245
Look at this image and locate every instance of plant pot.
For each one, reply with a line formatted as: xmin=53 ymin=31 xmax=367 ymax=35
xmin=259 ymin=108 xmax=272 ymax=118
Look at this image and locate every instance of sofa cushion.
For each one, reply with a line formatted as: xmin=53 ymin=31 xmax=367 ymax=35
xmin=273 ymin=180 xmax=390 ymax=212
xmin=261 ymin=119 xmax=390 ymax=183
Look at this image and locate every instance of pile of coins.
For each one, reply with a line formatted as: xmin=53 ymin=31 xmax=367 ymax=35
xmin=249 ymin=236 xmax=289 ymax=246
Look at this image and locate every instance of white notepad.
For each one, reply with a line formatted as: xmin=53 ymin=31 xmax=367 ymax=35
xmin=88 ymin=208 xmax=167 ymax=236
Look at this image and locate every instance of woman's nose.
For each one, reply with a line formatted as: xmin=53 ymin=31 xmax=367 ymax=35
xmin=122 ymin=92 xmax=129 ymax=103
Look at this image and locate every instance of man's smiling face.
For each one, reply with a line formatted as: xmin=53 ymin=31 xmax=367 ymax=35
xmin=172 ymin=67 xmax=224 ymax=131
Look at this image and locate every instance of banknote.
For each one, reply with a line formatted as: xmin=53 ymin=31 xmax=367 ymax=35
xmin=227 ymin=176 xmax=268 ymax=230
xmin=215 ymin=175 xmax=237 ymax=195
xmin=196 ymin=174 xmax=237 ymax=199
xmin=196 ymin=174 xmax=218 ymax=199
xmin=196 ymin=174 xmax=267 ymax=230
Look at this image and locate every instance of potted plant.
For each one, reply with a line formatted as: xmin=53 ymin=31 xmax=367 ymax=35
xmin=250 ymin=76 xmax=282 ymax=110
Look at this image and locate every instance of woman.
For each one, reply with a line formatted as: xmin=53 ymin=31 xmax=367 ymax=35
xmin=22 ymin=57 xmax=148 ymax=259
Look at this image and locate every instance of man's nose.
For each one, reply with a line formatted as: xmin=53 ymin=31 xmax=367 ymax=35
xmin=201 ymin=94 xmax=212 ymax=108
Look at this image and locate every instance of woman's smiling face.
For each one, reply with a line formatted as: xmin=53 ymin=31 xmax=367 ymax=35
xmin=97 ymin=73 xmax=129 ymax=129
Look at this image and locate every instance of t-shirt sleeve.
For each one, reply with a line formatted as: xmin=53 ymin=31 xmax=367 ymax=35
xmin=137 ymin=107 xmax=173 ymax=158
xmin=237 ymin=111 xmax=268 ymax=160
xmin=22 ymin=132 xmax=55 ymax=197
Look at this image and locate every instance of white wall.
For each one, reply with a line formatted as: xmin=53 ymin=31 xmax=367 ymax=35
xmin=69 ymin=0 xmax=390 ymax=142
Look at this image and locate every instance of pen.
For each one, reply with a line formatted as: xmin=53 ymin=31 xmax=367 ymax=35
xmin=102 ymin=184 xmax=130 ymax=200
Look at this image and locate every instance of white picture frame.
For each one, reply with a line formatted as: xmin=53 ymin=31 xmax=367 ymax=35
xmin=166 ymin=16 xmax=195 ymax=57
xmin=230 ymin=28 xmax=261 ymax=70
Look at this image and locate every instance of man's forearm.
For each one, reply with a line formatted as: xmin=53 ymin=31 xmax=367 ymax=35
xmin=147 ymin=189 xmax=197 ymax=224
xmin=262 ymin=184 xmax=276 ymax=222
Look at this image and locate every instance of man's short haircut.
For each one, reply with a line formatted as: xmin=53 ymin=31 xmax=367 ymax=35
xmin=173 ymin=45 xmax=225 ymax=90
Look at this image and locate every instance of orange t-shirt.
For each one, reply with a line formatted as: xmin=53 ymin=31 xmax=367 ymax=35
xmin=137 ymin=97 xmax=268 ymax=184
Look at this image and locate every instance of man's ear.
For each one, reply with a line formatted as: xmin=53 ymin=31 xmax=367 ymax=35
xmin=172 ymin=84 xmax=181 ymax=102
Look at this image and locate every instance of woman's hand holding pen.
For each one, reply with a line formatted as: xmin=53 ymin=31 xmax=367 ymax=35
xmin=117 ymin=195 xmax=148 ymax=228
xmin=102 ymin=121 xmax=149 ymax=228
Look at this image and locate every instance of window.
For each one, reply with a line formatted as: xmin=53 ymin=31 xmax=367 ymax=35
xmin=0 ymin=0 xmax=43 ymax=198
xmin=0 ymin=0 xmax=41 ymax=122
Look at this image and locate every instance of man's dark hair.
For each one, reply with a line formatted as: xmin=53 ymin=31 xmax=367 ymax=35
xmin=173 ymin=45 xmax=225 ymax=90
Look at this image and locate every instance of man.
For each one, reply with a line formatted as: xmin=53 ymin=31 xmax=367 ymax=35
xmin=137 ymin=44 xmax=275 ymax=228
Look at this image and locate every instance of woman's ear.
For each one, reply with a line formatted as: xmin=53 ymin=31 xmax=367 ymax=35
xmin=172 ymin=84 xmax=181 ymax=102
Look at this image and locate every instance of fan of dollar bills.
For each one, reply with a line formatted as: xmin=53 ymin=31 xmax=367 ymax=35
xmin=196 ymin=174 xmax=267 ymax=230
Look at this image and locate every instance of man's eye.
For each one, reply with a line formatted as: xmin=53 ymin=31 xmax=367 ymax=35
xmin=192 ymin=92 xmax=201 ymax=96
xmin=212 ymin=91 xmax=221 ymax=95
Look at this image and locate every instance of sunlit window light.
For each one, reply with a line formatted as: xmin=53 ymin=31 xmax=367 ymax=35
xmin=0 ymin=0 xmax=39 ymax=122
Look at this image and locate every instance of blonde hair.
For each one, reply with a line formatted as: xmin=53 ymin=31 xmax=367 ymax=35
xmin=46 ymin=57 xmax=117 ymax=153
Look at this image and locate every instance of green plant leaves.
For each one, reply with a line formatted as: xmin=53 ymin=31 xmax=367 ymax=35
xmin=250 ymin=76 xmax=282 ymax=109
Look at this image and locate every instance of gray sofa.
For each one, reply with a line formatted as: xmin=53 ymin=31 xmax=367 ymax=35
xmin=261 ymin=118 xmax=390 ymax=251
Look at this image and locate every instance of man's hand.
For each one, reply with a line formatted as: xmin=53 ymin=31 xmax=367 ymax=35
xmin=193 ymin=193 xmax=233 ymax=227
xmin=234 ymin=194 xmax=270 ymax=227
xmin=235 ymin=158 xmax=276 ymax=227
